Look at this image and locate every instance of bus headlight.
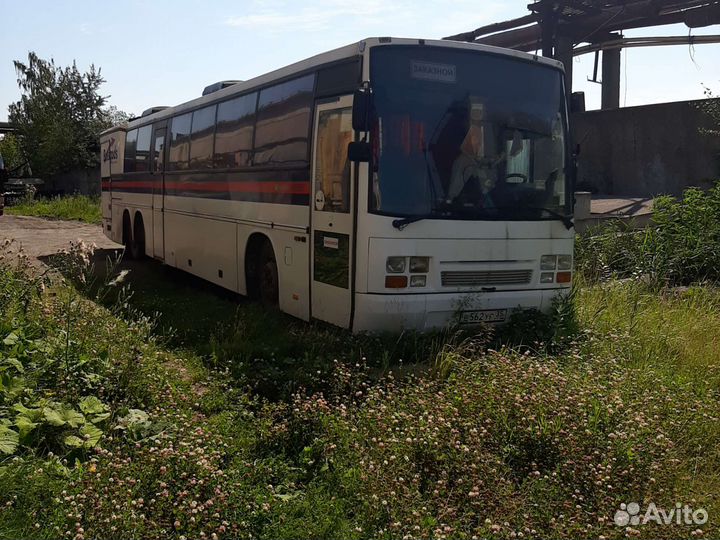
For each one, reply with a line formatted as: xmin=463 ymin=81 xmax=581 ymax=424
xmin=540 ymin=255 xmax=557 ymax=270
xmin=409 ymin=257 xmax=429 ymax=273
xmin=540 ymin=272 xmax=555 ymax=284
xmin=386 ymin=256 xmax=406 ymax=273
xmin=410 ymin=275 xmax=426 ymax=287
xmin=558 ymin=255 xmax=573 ymax=270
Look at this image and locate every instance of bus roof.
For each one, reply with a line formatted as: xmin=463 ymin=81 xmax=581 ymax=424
xmin=102 ymin=37 xmax=564 ymax=136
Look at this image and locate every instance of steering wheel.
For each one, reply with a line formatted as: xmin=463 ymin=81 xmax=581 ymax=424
xmin=505 ymin=173 xmax=528 ymax=183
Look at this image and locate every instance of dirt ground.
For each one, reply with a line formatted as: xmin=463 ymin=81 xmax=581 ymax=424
xmin=0 ymin=215 xmax=120 ymax=264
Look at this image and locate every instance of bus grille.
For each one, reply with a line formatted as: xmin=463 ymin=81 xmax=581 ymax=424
xmin=441 ymin=269 xmax=533 ymax=287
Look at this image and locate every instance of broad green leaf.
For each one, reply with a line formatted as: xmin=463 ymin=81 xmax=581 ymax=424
xmin=43 ymin=404 xmax=85 ymax=428
xmin=43 ymin=407 xmax=66 ymax=426
xmin=80 ymin=424 xmax=103 ymax=447
xmin=79 ymin=396 xmax=108 ymax=415
xmin=13 ymin=403 xmax=43 ymax=422
xmin=4 ymin=358 xmax=24 ymax=373
xmin=76 ymin=354 xmax=91 ymax=367
xmin=2 ymin=375 xmax=27 ymax=399
xmin=125 ymin=409 xmax=149 ymax=427
xmin=64 ymin=435 xmax=84 ymax=448
xmin=61 ymin=407 xmax=86 ymax=428
xmin=2 ymin=332 xmax=20 ymax=347
xmin=116 ymin=409 xmax=151 ymax=434
xmin=90 ymin=412 xmax=111 ymax=424
xmin=15 ymin=416 xmax=38 ymax=438
xmin=0 ymin=426 xmax=19 ymax=455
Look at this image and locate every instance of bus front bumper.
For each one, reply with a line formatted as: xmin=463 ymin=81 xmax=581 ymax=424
xmin=352 ymin=288 xmax=569 ymax=333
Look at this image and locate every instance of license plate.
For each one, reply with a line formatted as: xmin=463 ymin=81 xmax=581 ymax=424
xmin=460 ymin=309 xmax=507 ymax=324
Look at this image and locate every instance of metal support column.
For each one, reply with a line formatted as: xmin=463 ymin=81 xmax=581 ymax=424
xmin=601 ymin=48 xmax=621 ymax=109
xmin=555 ymin=34 xmax=574 ymax=95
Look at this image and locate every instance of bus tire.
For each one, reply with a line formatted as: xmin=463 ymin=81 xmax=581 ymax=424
xmin=122 ymin=211 xmax=132 ymax=256
xmin=257 ymin=241 xmax=278 ymax=307
xmin=129 ymin=213 xmax=145 ymax=260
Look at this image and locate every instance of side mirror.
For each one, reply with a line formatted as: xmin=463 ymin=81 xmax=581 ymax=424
xmin=352 ymin=88 xmax=372 ymax=131
xmin=348 ymin=141 xmax=371 ymax=163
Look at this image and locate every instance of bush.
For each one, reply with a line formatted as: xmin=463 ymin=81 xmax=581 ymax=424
xmin=576 ymin=184 xmax=720 ymax=286
xmin=5 ymin=195 xmax=102 ymax=224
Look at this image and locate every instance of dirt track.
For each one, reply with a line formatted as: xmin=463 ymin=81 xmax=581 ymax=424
xmin=0 ymin=215 xmax=120 ymax=263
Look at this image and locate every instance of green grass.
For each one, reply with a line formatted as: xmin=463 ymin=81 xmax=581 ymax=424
xmin=2 ymin=242 xmax=720 ymax=539
xmin=5 ymin=194 xmax=102 ymax=224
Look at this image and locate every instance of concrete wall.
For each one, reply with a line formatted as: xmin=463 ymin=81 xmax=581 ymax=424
xmin=572 ymin=98 xmax=720 ymax=196
xmin=42 ymin=166 xmax=101 ymax=196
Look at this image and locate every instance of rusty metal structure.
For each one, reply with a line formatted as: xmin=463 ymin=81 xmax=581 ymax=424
xmin=445 ymin=1 xmax=720 ymax=109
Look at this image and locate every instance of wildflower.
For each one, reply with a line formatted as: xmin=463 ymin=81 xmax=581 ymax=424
xmin=108 ymin=269 xmax=130 ymax=287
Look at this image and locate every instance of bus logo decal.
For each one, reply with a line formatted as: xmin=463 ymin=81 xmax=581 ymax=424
xmin=102 ymin=137 xmax=118 ymax=162
xmin=410 ymin=61 xmax=456 ymax=83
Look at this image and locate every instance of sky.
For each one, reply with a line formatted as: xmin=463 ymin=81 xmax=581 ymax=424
xmin=1 ymin=0 xmax=719 ymax=121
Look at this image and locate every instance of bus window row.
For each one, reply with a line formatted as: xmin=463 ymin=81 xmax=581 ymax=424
xmin=123 ymin=73 xmax=316 ymax=174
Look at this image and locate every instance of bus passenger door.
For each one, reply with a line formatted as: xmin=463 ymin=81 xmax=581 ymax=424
xmin=150 ymin=127 xmax=166 ymax=260
xmin=310 ymin=96 xmax=355 ymax=328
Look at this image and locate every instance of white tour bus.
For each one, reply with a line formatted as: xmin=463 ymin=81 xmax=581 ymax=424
xmin=100 ymin=37 xmax=574 ymax=333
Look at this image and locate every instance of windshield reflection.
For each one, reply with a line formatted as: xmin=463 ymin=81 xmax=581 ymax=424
xmin=370 ymin=46 xmax=571 ymax=221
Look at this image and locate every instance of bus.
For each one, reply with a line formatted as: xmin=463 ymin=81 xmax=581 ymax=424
xmin=99 ymin=37 xmax=574 ymax=333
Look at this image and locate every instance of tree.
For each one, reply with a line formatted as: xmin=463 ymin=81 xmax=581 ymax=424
xmin=0 ymin=133 xmax=25 ymax=173
xmin=8 ymin=52 xmax=126 ymax=177
xmin=698 ymin=85 xmax=720 ymax=137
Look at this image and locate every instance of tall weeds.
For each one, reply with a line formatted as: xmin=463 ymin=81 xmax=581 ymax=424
xmin=576 ymin=184 xmax=720 ymax=286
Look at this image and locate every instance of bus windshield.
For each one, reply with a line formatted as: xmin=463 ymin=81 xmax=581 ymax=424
xmin=369 ymin=45 xmax=571 ymax=222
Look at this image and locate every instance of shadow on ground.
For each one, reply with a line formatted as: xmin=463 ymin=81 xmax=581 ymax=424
xmin=41 ymin=248 xmax=265 ymax=350
xmin=42 ymin=249 xmax=557 ymax=400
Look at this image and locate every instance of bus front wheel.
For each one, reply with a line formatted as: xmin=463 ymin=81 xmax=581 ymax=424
xmin=258 ymin=242 xmax=278 ymax=306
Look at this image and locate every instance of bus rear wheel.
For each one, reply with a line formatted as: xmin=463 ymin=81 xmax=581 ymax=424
xmin=122 ymin=211 xmax=133 ymax=256
xmin=258 ymin=242 xmax=278 ymax=306
xmin=129 ymin=214 xmax=145 ymax=260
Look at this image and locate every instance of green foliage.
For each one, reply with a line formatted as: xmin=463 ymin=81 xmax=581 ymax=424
xmin=8 ymin=52 xmax=126 ymax=177
xmin=2 ymin=234 xmax=720 ymax=538
xmin=0 ymin=134 xmax=24 ymax=173
xmin=0 ymin=241 xmax=153 ymax=464
xmin=493 ymin=290 xmax=579 ymax=352
xmin=0 ymin=425 xmax=19 ymax=455
xmin=698 ymin=86 xmax=720 ymax=137
xmin=576 ymin=184 xmax=720 ymax=286
xmin=6 ymin=195 xmax=102 ymax=224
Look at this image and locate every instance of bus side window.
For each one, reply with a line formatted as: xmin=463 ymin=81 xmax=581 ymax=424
xmin=168 ymin=112 xmax=192 ymax=171
xmin=135 ymin=125 xmax=152 ymax=173
xmin=315 ymin=107 xmax=353 ymax=213
xmin=153 ymin=131 xmax=165 ymax=172
xmin=214 ymin=92 xmax=256 ymax=168
xmin=124 ymin=129 xmax=138 ymax=173
xmin=254 ymin=74 xmax=315 ymax=167
xmin=189 ymin=105 xmax=217 ymax=170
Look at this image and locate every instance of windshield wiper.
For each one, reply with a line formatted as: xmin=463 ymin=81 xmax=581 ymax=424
xmin=526 ymin=206 xmax=574 ymax=230
xmin=392 ymin=214 xmax=434 ymax=231
xmin=479 ymin=205 xmax=574 ymax=230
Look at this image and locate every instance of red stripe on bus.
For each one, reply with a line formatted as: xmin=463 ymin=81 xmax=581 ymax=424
xmin=105 ymin=180 xmax=154 ymax=189
xmin=168 ymin=181 xmax=309 ymax=194
xmin=101 ymin=179 xmax=309 ymax=195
